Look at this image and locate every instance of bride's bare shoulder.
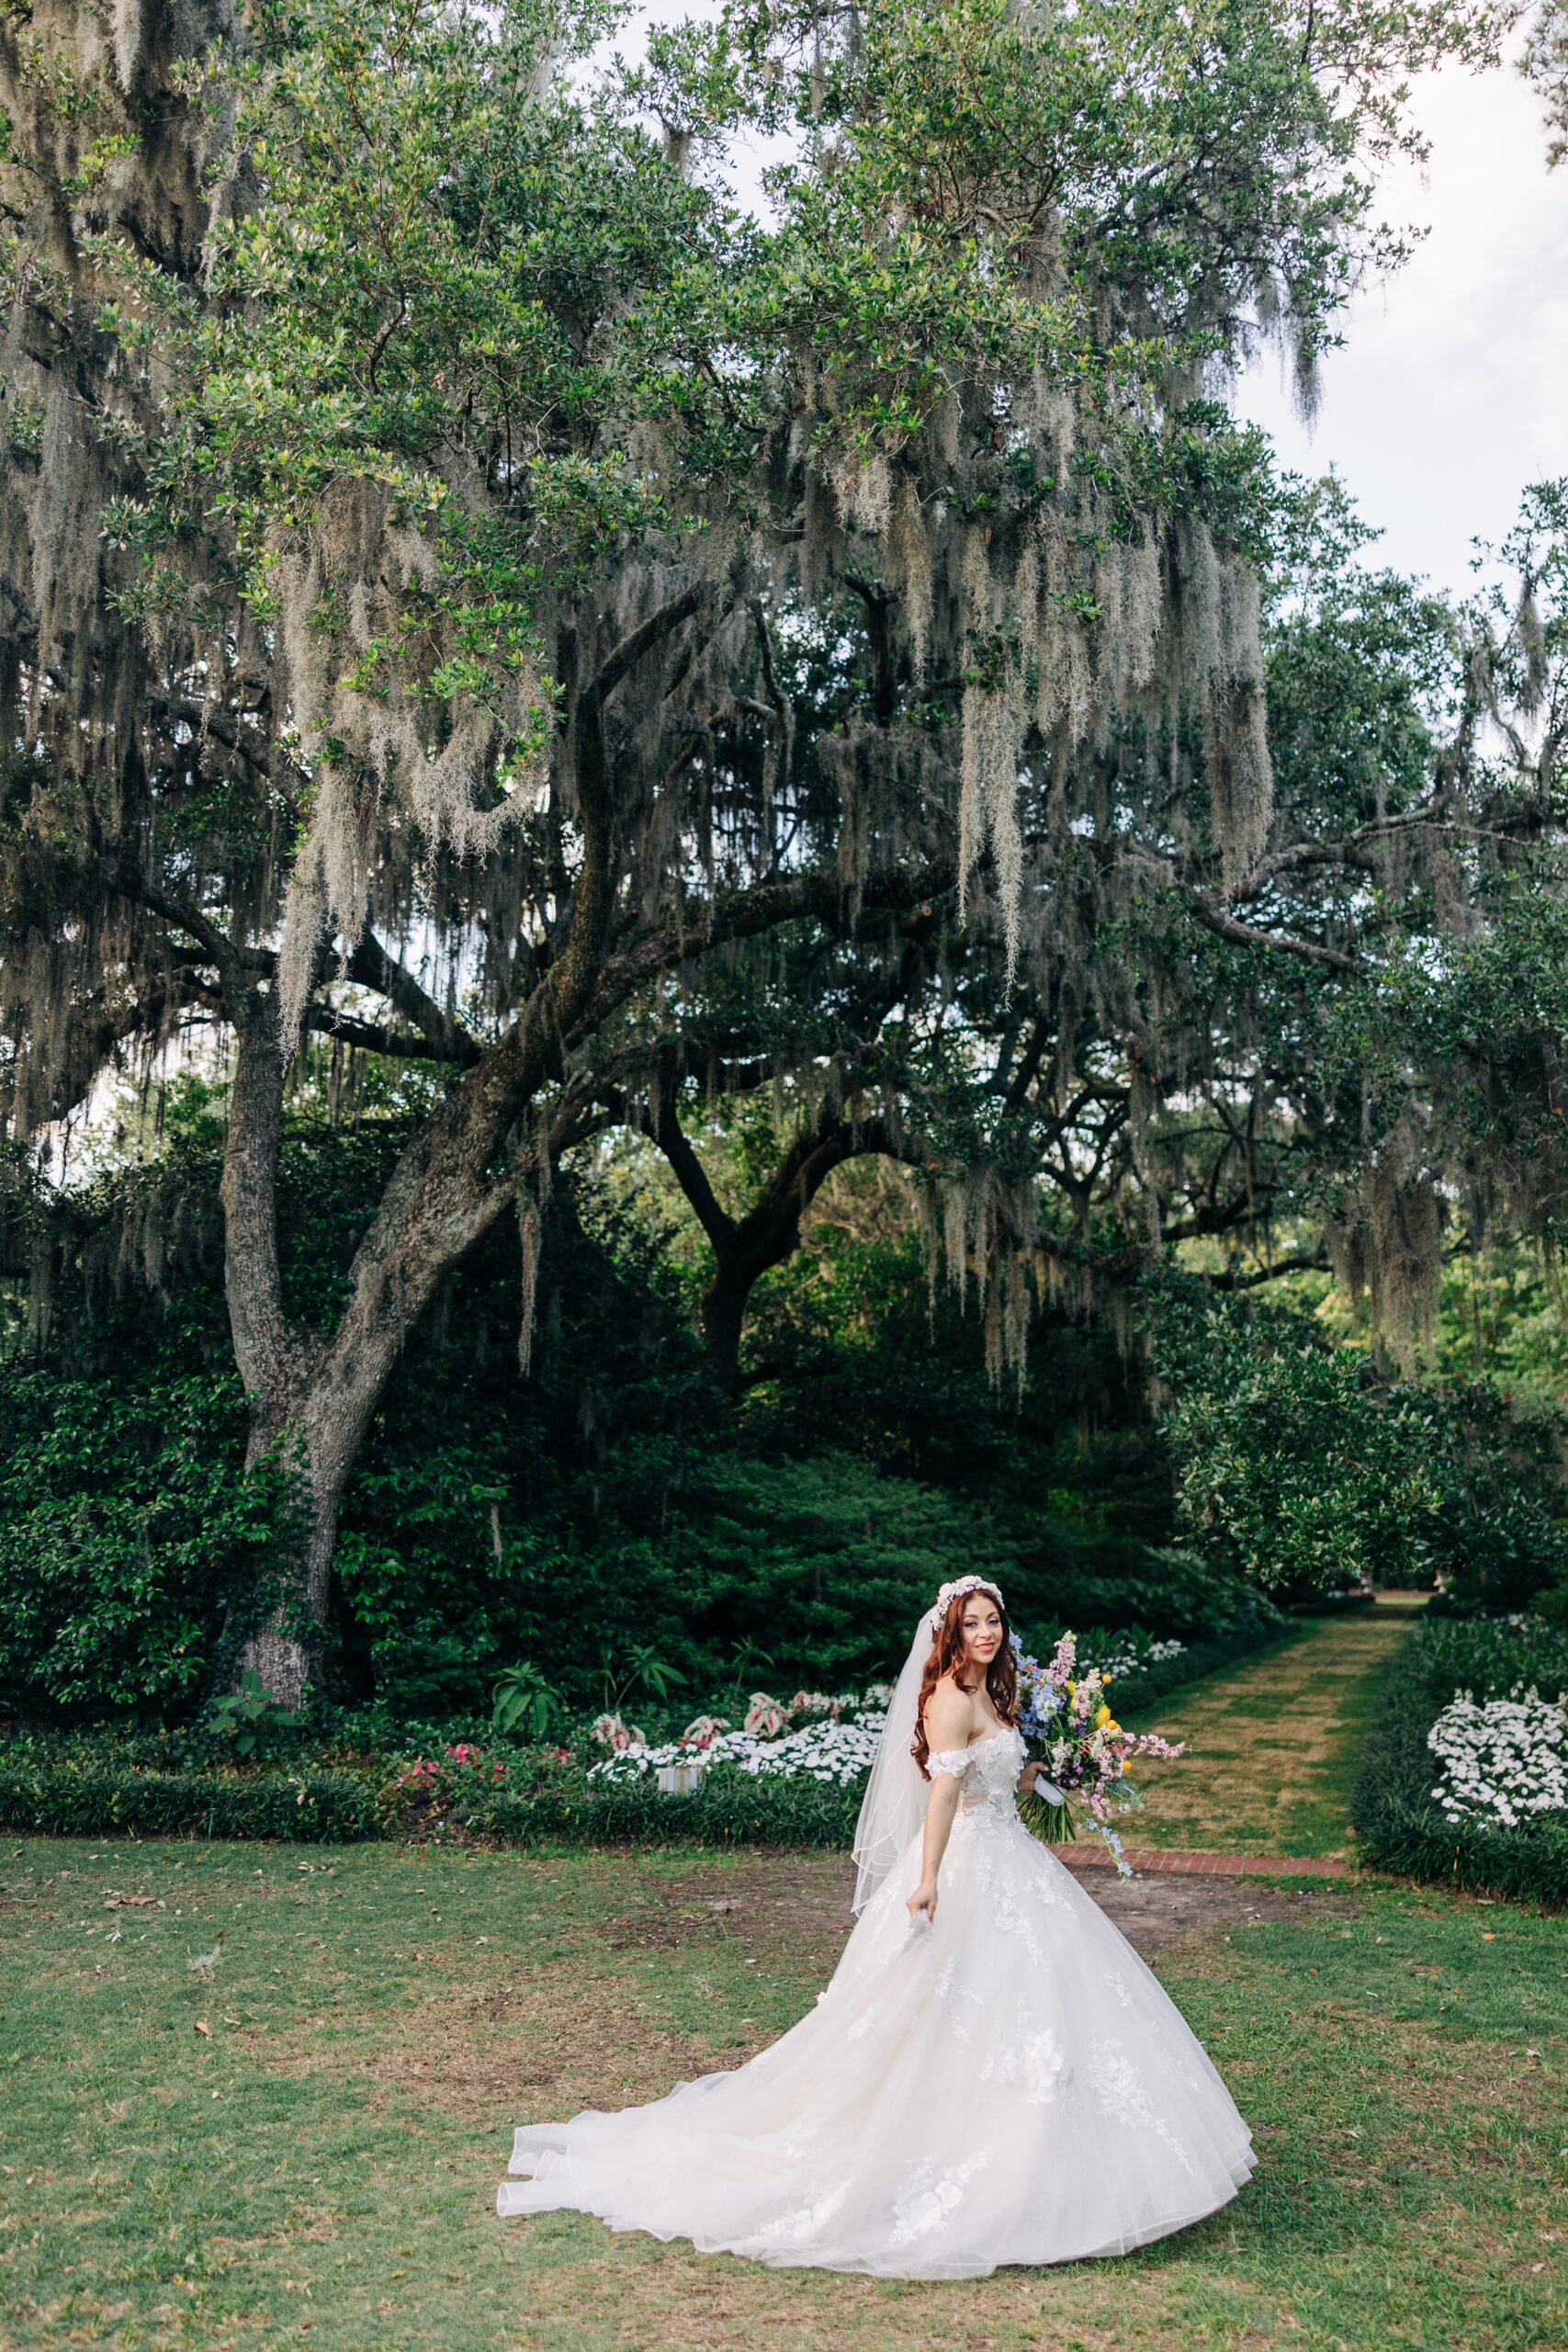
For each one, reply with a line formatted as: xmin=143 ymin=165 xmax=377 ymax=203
xmin=922 ymin=1674 xmax=975 ymax=1749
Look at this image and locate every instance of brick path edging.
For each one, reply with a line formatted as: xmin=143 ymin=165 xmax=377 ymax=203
xmin=1051 ymin=1844 xmax=1348 ymax=1880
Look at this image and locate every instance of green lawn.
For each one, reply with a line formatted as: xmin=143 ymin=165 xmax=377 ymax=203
xmin=1122 ymin=1604 xmax=1414 ymax=1858
xmin=1 ymin=1835 xmax=1564 ymax=2351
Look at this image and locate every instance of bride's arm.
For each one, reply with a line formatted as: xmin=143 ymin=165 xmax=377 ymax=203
xmin=907 ymin=1686 xmax=970 ymax=1924
xmin=908 ymin=1776 xmax=963 ymax=1923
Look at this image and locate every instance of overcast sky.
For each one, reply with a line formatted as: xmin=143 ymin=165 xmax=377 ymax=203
xmin=1235 ymin=58 xmax=1568 ymax=595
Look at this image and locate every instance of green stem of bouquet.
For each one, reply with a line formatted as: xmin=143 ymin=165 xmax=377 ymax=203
xmin=1017 ymin=1788 xmax=1075 ymax=1845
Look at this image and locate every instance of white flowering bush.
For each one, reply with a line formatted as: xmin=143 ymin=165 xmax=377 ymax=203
xmin=591 ymin=1709 xmax=887 ymax=1789
xmin=1094 ymin=1635 xmax=1186 ymax=1681
xmin=1427 ymin=1685 xmax=1568 ymax=1828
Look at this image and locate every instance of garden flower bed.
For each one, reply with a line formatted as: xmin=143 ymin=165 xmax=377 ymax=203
xmin=0 ymin=1615 xmax=1281 ymax=1849
xmin=1351 ymin=1613 xmax=1568 ymax=1905
xmin=1427 ymin=1688 xmax=1568 ymax=1828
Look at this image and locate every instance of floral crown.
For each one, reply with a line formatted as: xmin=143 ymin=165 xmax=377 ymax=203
xmin=928 ymin=1575 xmax=1005 ymax=1629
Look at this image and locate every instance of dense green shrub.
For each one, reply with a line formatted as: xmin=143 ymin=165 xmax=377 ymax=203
xmin=1158 ymin=1292 xmax=1568 ymax=1609
xmin=0 ymin=1351 xmax=293 ymax=1719
xmin=0 ymin=1742 xmax=381 ymax=1843
xmin=0 ymin=1122 xmax=1286 ymax=1729
xmin=1351 ymin=1616 xmax=1568 ymax=1905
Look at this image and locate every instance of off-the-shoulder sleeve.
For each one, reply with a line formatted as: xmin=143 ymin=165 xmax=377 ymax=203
xmin=926 ymin=1747 xmax=973 ymax=1782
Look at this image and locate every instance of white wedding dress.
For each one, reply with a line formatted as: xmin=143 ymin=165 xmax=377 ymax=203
xmin=498 ymin=1724 xmax=1254 ymax=2276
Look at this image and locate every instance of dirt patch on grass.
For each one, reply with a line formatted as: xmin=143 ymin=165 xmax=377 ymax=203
xmin=596 ymin=1847 xmax=1356 ymax=1973
xmin=597 ymin=1852 xmax=856 ymax=1978
xmin=249 ymin=1970 xmax=729 ymax=2131
xmin=1057 ymin=1862 xmax=1355 ymax=1953
xmin=247 ymin=1851 xmax=1353 ymax=2148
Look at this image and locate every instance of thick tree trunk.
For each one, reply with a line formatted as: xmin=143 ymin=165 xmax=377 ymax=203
xmin=213 ymin=638 xmax=641 ymax=1703
xmin=216 ymin=989 xmax=552 ymax=1705
xmin=699 ymin=1252 xmax=766 ymax=1401
xmin=658 ymin=1084 xmax=900 ymax=1400
xmin=233 ymin=1432 xmax=352 ymax=1712
xmin=230 ymin=1368 xmax=389 ymax=1709
xmin=220 ymin=994 xmax=321 ymax=1702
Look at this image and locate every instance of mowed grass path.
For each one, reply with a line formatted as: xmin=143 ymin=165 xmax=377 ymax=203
xmin=1121 ymin=1601 xmax=1416 ymax=1859
xmin=2 ymin=1831 xmax=1565 ymax=2352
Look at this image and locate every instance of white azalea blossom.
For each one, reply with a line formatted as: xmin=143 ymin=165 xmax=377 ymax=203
xmin=1101 ymin=1636 xmax=1185 ymax=1676
xmin=592 ymin=1709 xmax=888 ymax=1789
xmin=1427 ymin=1685 xmax=1568 ymax=1829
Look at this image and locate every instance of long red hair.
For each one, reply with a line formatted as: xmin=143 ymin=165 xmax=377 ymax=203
xmin=912 ymin=1585 xmax=1018 ymax=1778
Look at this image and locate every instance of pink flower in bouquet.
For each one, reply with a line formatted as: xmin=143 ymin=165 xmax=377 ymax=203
xmin=743 ymin=1692 xmax=788 ymax=1738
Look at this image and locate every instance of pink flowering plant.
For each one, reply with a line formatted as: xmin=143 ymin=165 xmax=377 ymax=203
xmin=375 ymin=1740 xmax=514 ymax=1836
xmin=1013 ymin=1631 xmax=1186 ymax=1875
xmin=678 ymin=1714 xmax=731 ymax=1751
xmin=742 ymin=1692 xmax=789 ymax=1738
xmin=590 ymin=1711 xmax=644 ymax=1753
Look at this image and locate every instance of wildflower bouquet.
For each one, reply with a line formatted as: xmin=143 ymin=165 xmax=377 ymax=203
xmin=1012 ymin=1632 xmax=1186 ymax=1875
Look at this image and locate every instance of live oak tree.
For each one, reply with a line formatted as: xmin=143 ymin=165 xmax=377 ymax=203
xmin=0 ymin=0 xmax=1506 ymax=1699
xmin=608 ymin=478 xmax=1568 ymax=1392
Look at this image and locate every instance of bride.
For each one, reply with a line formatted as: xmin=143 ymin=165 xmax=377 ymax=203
xmin=498 ymin=1576 xmax=1254 ymax=2276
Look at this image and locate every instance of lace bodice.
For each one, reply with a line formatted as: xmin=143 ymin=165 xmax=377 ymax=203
xmin=928 ymin=1724 xmax=1026 ymax=1810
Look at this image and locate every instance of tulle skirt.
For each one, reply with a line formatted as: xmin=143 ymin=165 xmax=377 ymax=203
xmin=498 ymin=1800 xmax=1254 ymax=2277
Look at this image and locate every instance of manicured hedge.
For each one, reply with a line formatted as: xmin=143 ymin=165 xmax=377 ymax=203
xmin=0 ymin=1745 xmax=863 ymax=1849
xmin=478 ymin=1770 xmax=865 ymax=1850
xmin=1351 ymin=1616 xmax=1568 ymax=1907
xmin=0 ymin=1748 xmax=382 ymax=1843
